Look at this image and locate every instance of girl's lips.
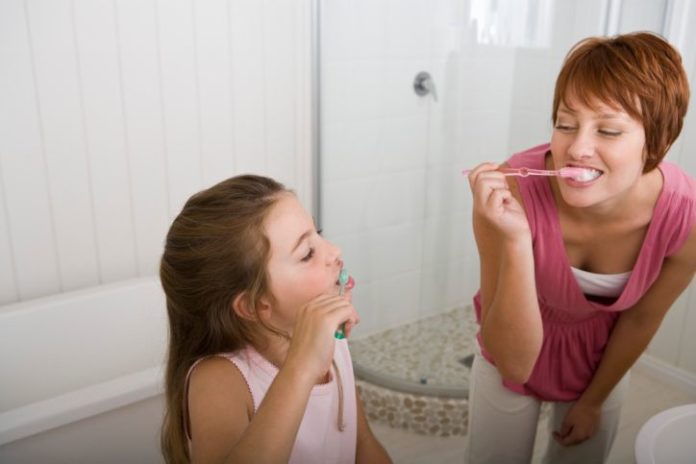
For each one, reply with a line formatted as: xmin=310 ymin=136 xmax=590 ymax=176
xmin=345 ymin=276 xmax=355 ymax=290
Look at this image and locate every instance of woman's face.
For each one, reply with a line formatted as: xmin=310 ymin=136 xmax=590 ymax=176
xmin=262 ymin=193 xmax=351 ymax=334
xmin=550 ymin=96 xmax=647 ymax=209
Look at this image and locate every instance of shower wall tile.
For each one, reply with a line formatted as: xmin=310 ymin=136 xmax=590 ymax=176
xmin=380 ymin=116 xmax=429 ymax=172
xmin=458 ymin=53 xmax=516 ymax=112
xmin=364 ymin=270 xmax=423 ymax=335
xmin=421 ymin=215 xmax=469 ymax=269
xmin=507 ymin=109 xmax=553 ymax=155
xmin=419 ymin=264 xmax=466 ymax=318
xmin=322 ymin=171 xmax=426 ymax=235
xmin=322 ymin=61 xmax=386 ymax=125
xmin=322 ymin=120 xmax=386 ymax=182
xmin=384 ymin=0 xmax=432 ymax=60
xmin=455 ymin=111 xmax=511 ymax=164
xmin=382 ymin=60 xmax=431 ymax=119
xmin=423 ymin=165 xmax=469 ymax=219
xmin=365 ymin=223 xmax=424 ymax=279
xmin=510 ymin=50 xmax=558 ymax=112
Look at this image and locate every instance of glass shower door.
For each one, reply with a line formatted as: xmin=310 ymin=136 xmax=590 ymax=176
xmin=318 ymin=0 xmax=671 ymax=395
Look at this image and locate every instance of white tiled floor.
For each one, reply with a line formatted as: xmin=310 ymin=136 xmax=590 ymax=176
xmin=370 ymin=367 xmax=696 ymax=464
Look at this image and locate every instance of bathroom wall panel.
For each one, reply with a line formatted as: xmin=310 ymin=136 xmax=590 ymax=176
xmin=115 ymin=0 xmax=170 ymax=277
xmin=74 ymin=0 xmax=137 ymax=284
xmin=194 ymin=0 xmax=236 ymax=187
xmin=0 ymin=0 xmax=60 ymax=302
xmin=677 ymin=288 xmax=696 ymax=372
xmin=229 ymin=0 xmax=267 ymax=175
xmin=263 ymin=0 xmax=297 ymax=187
xmin=26 ymin=0 xmax=100 ymax=292
xmin=157 ymin=0 xmax=204 ymax=218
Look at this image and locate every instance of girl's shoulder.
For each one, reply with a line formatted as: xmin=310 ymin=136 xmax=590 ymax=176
xmin=188 ymin=355 xmax=254 ymax=412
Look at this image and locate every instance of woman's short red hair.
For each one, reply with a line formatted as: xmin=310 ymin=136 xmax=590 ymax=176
xmin=552 ymin=32 xmax=690 ymax=172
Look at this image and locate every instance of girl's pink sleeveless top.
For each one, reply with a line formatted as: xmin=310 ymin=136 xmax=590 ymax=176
xmin=473 ymin=143 xmax=696 ymax=401
xmin=224 ymin=339 xmax=357 ymax=463
xmin=186 ymin=339 xmax=357 ymax=463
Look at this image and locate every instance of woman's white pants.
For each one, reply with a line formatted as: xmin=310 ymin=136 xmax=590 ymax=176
xmin=464 ymin=353 xmax=629 ymax=464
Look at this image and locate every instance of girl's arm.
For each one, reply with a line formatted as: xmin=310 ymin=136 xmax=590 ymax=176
xmin=355 ymin=387 xmax=392 ymax=463
xmin=189 ymin=294 xmax=358 ymax=463
xmin=188 ymin=354 xmax=317 ymax=463
xmin=469 ymin=163 xmax=544 ymax=383
xmin=556 ymin=225 xmax=696 ymax=446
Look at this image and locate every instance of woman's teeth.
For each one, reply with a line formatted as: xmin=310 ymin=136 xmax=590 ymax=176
xmin=572 ymin=168 xmax=602 ymax=182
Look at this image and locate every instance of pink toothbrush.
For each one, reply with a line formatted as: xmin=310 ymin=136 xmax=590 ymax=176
xmin=461 ymin=166 xmax=597 ymax=181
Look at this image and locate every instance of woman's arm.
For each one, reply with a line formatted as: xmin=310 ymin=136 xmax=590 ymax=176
xmin=355 ymin=388 xmax=392 ymax=463
xmin=469 ymin=163 xmax=544 ymax=383
xmin=556 ymin=225 xmax=696 ymax=446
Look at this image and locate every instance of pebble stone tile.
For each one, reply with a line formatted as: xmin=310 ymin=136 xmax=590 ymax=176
xmin=350 ymin=306 xmax=478 ymax=436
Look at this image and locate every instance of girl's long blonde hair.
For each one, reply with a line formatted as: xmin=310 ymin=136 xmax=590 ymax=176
xmin=159 ymin=174 xmax=288 ymax=463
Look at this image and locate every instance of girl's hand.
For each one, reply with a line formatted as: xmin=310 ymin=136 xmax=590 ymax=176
xmin=285 ymin=294 xmax=358 ymax=380
xmin=467 ymin=162 xmax=531 ymax=242
xmin=553 ymin=401 xmax=602 ymax=446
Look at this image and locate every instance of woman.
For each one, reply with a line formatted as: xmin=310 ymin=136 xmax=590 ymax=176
xmin=466 ymin=31 xmax=695 ymax=463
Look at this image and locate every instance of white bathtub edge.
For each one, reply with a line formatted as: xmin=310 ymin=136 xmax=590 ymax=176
xmin=635 ymin=353 xmax=696 ymax=397
xmin=0 ymin=365 xmax=165 ymax=446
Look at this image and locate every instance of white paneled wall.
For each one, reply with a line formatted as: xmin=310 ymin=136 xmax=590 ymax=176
xmin=0 ymin=0 xmax=313 ymax=304
xmin=321 ymin=0 xmax=696 ymax=378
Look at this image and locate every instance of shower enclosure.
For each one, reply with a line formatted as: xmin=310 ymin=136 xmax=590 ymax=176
xmin=318 ymin=0 xmax=686 ymax=396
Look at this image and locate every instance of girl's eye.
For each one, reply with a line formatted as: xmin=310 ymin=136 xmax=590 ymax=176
xmin=301 ymin=248 xmax=315 ymax=262
xmin=554 ymin=124 xmax=575 ymax=132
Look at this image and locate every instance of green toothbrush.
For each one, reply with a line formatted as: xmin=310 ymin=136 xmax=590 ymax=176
xmin=334 ymin=268 xmax=350 ymax=339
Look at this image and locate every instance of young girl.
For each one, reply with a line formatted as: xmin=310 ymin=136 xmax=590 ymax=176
xmin=466 ymin=32 xmax=695 ymax=463
xmin=159 ymin=174 xmax=391 ymax=463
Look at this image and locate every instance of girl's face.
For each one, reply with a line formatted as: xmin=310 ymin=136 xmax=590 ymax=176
xmin=263 ymin=193 xmax=349 ymax=334
xmin=550 ymin=96 xmax=648 ymax=209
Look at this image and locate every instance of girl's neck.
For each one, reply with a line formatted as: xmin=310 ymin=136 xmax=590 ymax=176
xmin=253 ymin=335 xmax=332 ymax=385
xmin=252 ymin=335 xmax=289 ymax=370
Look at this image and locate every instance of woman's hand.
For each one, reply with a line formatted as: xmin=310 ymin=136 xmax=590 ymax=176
xmin=285 ymin=294 xmax=358 ymax=381
xmin=553 ymin=401 xmax=602 ymax=446
xmin=467 ymin=162 xmax=531 ymax=242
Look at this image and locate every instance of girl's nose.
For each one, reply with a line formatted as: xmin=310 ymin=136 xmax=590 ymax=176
xmin=325 ymin=239 xmax=342 ymax=265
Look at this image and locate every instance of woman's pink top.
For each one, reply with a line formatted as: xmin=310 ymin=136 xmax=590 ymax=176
xmin=473 ymin=143 xmax=696 ymax=401
xmin=186 ymin=339 xmax=357 ymax=463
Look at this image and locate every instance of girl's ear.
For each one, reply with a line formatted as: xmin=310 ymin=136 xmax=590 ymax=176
xmin=232 ymin=292 xmax=256 ymax=321
xmin=232 ymin=292 xmax=272 ymax=321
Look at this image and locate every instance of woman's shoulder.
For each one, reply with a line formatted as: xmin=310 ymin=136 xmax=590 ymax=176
xmin=659 ymin=162 xmax=696 ymax=199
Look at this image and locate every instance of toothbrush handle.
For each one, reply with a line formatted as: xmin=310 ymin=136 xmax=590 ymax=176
xmin=461 ymin=167 xmax=560 ymax=177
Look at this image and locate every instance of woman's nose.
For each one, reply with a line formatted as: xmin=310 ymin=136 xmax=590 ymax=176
xmin=568 ymin=131 xmax=595 ymax=159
